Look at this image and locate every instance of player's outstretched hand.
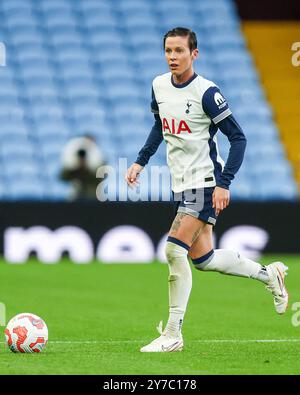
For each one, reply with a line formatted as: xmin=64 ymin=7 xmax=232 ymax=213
xmin=125 ymin=163 xmax=144 ymax=188
xmin=212 ymin=186 xmax=230 ymax=216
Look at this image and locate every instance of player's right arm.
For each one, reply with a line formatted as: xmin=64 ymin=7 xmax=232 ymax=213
xmin=125 ymin=87 xmax=164 ymax=187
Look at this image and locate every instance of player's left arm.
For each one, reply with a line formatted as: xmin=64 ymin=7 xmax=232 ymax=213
xmin=202 ymin=86 xmax=247 ymax=215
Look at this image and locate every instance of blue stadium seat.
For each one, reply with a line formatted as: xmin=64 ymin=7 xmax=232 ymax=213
xmin=114 ymin=121 xmax=150 ymax=142
xmin=50 ymin=33 xmax=83 ymax=48
xmin=255 ymin=180 xmax=298 ymax=201
xmin=95 ymin=51 xmax=132 ymax=66
xmin=213 ymin=49 xmax=254 ymax=67
xmin=0 ymin=84 xmax=19 ymax=99
xmin=106 ymin=81 xmax=143 ymax=101
xmin=230 ymin=181 xmax=254 ymax=200
xmin=40 ymin=140 xmax=64 ymax=158
xmin=30 ymin=104 xmax=65 ymax=124
xmin=101 ymin=66 xmax=137 ymax=81
xmin=226 ymin=85 xmax=265 ymax=105
xmin=199 ymin=69 xmax=220 ymax=82
xmin=245 ymin=123 xmax=279 ymax=139
xmin=18 ymin=54 xmax=50 ymax=75
xmin=0 ymin=102 xmax=26 ymax=119
xmin=85 ymin=24 xmax=119 ymax=36
xmin=0 ymin=144 xmax=35 ymax=166
xmin=56 ymin=48 xmax=90 ymax=63
xmin=10 ymin=33 xmax=44 ymax=47
xmin=8 ymin=24 xmax=40 ymax=39
xmin=0 ymin=67 xmax=16 ymax=80
xmin=35 ymin=119 xmax=70 ymax=136
xmin=1 ymin=0 xmax=33 ymax=13
xmin=44 ymin=17 xmax=78 ymax=30
xmin=156 ymin=1 xmax=191 ymax=12
xmin=13 ymin=42 xmax=46 ymax=59
xmin=41 ymin=6 xmax=74 ymax=19
xmin=160 ymin=16 xmax=196 ymax=32
xmin=128 ymin=31 xmax=161 ymax=48
xmin=78 ymin=0 xmax=112 ymax=13
xmin=25 ymin=87 xmax=59 ymax=103
xmin=113 ymin=102 xmax=149 ymax=124
xmin=44 ymin=181 xmax=71 ymax=201
xmin=44 ymin=158 xmax=62 ymax=178
xmin=0 ymin=89 xmax=19 ymax=103
xmin=7 ymin=178 xmax=45 ymax=200
xmin=59 ymin=64 xmax=93 ymax=80
xmin=84 ymin=13 xmax=118 ymax=29
xmin=198 ymin=5 xmax=236 ymax=18
xmin=118 ymin=0 xmax=152 ymax=13
xmin=123 ymin=15 xmax=157 ymax=30
xmin=65 ymin=83 xmax=100 ymax=101
xmin=70 ymin=101 xmax=105 ymax=120
xmin=0 ymin=124 xmax=29 ymax=141
xmin=249 ymin=159 xmax=293 ymax=179
xmin=62 ymin=74 xmax=94 ymax=87
xmin=4 ymin=159 xmax=40 ymax=180
xmin=5 ymin=14 xmax=38 ymax=29
xmin=38 ymin=0 xmax=72 ymax=13
xmin=89 ymin=31 xmax=123 ymax=47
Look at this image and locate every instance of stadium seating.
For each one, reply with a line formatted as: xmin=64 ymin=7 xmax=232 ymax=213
xmin=0 ymin=0 xmax=297 ymax=200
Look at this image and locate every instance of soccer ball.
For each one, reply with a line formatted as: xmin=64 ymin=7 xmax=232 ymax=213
xmin=4 ymin=313 xmax=48 ymax=353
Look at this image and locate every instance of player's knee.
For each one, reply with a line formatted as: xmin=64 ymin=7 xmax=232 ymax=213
xmin=165 ymin=242 xmax=173 ymax=261
xmin=165 ymin=240 xmax=188 ymax=265
xmin=191 ymin=250 xmax=215 ymax=271
xmin=165 ymin=242 xmax=178 ymax=264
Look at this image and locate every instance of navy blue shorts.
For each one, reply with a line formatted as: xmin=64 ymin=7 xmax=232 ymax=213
xmin=172 ymin=187 xmax=217 ymax=226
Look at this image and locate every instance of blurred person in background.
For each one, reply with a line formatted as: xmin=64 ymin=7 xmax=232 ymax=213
xmin=60 ymin=134 xmax=106 ymax=201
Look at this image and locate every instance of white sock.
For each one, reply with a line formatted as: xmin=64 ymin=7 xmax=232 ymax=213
xmin=193 ymin=249 xmax=269 ymax=284
xmin=164 ymin=239 xmax=192 ymax=337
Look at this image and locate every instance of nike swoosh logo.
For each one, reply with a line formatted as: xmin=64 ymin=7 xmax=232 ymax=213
xmin=161 ymin=341 xmax=180 ymax=352
xmin=276 ymin=269 xmax=287 ymax=297
xmin=183 ymin=200 xmax=195 ymax=205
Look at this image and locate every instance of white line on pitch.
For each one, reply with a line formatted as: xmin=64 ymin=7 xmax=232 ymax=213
xmin=1 ymin=339 xmax=300 ymax=344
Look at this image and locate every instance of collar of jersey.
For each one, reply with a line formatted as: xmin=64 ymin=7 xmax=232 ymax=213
xmin=171 ymin=72 xmax=198 ymax=88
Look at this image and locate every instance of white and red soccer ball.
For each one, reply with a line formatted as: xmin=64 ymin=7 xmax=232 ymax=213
xmin=4 ymin=313 xmax=48 ymax=353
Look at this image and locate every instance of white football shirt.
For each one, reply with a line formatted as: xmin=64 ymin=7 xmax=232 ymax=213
xmin=151 ymin=72 xmax=232 ymax=193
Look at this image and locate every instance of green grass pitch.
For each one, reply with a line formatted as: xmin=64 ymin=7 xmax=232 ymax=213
xmin=0 ymin=255 xmax=299 ymax=375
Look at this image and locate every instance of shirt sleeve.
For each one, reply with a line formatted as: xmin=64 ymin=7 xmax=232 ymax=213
xmin=135 ymin=114 xmax=163 ymax=166
xmin=202 ymin=86 xmax=232 ymax=124
xmin=216 ymin=114 xmax=247 ymax=189
xmin=151 ymin=87 xmax=159 ymax=114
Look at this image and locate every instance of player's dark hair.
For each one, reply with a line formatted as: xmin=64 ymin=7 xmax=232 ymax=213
xmin=163 ymin=27 xmax=197 ymax=52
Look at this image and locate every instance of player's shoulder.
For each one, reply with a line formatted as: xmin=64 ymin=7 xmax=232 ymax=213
xmin=152 ymin=72 xmax=172 ymax=89
xmin=195 ymin=74 xmax=218 ymax=95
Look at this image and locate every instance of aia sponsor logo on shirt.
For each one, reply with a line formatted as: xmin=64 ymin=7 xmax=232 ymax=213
xmin=162 ymin=118 xmax=191 ymax=134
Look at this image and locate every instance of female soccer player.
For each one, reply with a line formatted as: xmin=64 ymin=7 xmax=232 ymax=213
xmin=125 ymin=27 xmax=288 ymax=352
